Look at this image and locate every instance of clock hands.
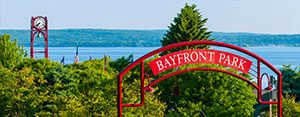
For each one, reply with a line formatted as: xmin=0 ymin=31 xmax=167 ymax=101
xmin=35 ymin=22 xmax=45 ymax=29
xmin=36 ymin=22 xmax=41 ymax=27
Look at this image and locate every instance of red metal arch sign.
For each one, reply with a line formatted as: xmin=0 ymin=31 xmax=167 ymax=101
xmin=117 ymin=40 xmax=282 ymax=117
xmin=149 ymin=49 xmax=252 ymax=75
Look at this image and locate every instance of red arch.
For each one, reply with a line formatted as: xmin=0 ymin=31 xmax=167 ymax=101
xmin=117 ymin=40 xmax=282 ymax=117
xmin=148 ymin=68 xmax=259 ymax=89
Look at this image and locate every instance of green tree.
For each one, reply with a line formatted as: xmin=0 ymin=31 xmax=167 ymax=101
xmin=0 ymin=57 xmax=167 ymax=116
xmin=259 ymin=94 xmax=300 ymax=117
xmin=280 ymin=65 xmax=300 ymax=100
xmin=0 ymin=59 xmax=66 ymax=116
xmin=0 ymin=66 xmax=16 ymax=115
xmin=161 ymin=3 xmax=212 ymax=54
xmin=282 ymin=94 xmax=300 ymax=116
xmin=157 ymin=3 xmax=255 ymax=116
xmin=110 ymin=54 xmax=133 ymax=72
xmin=155 ymin=65 xmax=256 ymax=116
xmin=0 ymin=34 xmax=25 ymax=69
xmin=64 ymin=59 xmax=166 ymax=116
xmin=255 ymin=65 xmax=300 ymax=116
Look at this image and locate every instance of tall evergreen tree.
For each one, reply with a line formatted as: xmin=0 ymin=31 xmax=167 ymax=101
xmin=157 ymin=4 xmax=257 ymax=116
xmin=161 ymin=4 xmax=212 ymax=54
xmin=0 ymin=34 xmax=25 ymax=69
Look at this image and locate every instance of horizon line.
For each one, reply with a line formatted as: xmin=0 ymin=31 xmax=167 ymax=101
xmin=1 ymin=28 xmax=300 ymax=35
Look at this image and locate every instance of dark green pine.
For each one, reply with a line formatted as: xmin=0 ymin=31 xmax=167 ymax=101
xmin=161 ymin=4 xmax=212 ymax=55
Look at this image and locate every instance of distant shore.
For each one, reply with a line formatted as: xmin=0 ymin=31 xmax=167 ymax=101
xmin=1 ymin=29 xmax=300 ymax=47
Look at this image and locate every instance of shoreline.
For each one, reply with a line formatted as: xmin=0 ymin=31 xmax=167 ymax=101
xmin=21 ymin=46 xmax=300 ymax=48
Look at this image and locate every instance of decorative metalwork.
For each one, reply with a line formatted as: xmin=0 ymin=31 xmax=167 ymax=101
xmin=117 ymin=40 xmax=282 ymax=117
xmin=145 ymin=73 xmax=155 ymax=93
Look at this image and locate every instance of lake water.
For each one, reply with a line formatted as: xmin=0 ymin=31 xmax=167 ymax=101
xmin=25 ymin=47 xmax=300 ymax=68
xmin=26 ymin=46 xmax=300 ymax=88
xmin=26 ymin=47 xmax=158 ymax=64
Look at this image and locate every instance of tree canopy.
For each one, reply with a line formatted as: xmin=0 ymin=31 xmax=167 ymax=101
xmin=0 ymin=57 xmax=167 ymax=116
xmin=0 ymin=34 xmax=25 ymax=69
xmin=157 ymin=3 xmax=256 ymax=116
xmin=161 ymin=3 xmax=212 ymax=54
xmin=153 ymin=64 xmax=256 ymax=116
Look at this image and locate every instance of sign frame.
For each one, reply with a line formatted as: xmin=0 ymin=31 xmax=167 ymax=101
xmin=149 ymin=49 xmax=252 ymax=75
xmin=117 ymin=40 xmax=282 ymax=117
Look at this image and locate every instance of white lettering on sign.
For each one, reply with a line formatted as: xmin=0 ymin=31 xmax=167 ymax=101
xmin=156 ymin=60 xmax=164 ymax=71
xmin=149 ymin=49 xmax=252 ymax=75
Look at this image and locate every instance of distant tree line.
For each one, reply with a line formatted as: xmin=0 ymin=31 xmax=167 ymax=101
xmin=1 ymin=29 xmax=300 ymax=47
xmin=212 ymin=32 xmax=300 ymax=47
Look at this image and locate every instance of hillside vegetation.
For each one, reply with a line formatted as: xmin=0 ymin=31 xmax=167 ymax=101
xmin=1 ymin=29 xmax=300 ymax=47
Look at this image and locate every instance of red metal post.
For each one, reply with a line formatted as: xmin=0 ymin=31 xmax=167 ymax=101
xmin=120 ymin=62 xmax=145 ymax=107
xmin=257 ymin=60 xmax=262 ymax=103
xmin=278 ymin=75 xmax=282 ymax=117
xmin=140 ymin=62 xmax=145 ymax=106
xmin=30 ymin=17 xmax=34 ymax=58
xmin=45 ymin=17 xmax=48 ymax=58
xmin=117 ymin=74 xmax=123 ymax=116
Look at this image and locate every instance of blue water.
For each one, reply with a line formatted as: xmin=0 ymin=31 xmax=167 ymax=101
xmin=25 ymin=46 xmax=300 ymax=88
xmin=25 ymin=47 xmax=158 ymax=64
xmin=25 ymin=47 xmax=300 ymax=67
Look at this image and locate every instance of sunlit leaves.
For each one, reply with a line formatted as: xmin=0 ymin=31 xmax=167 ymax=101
xmin=0 ymin=34 xmax=25 ymax=69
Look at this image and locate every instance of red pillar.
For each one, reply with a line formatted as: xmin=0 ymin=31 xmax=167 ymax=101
xmin=117 ymin=74 xmax=123 ymax=117
xmin=278 ymin=74 xmax=282 ymax=117
xmin=30 ymin=17 xmax=34 ymax=58
xmin=45 ymin=17 xmax=48 ymax=58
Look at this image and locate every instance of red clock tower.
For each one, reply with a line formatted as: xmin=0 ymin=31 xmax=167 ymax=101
xmin=30 ymin=16 xmax=48 ymax=58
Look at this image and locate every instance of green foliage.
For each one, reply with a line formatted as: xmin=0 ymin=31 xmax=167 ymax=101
xmin=4 ymin=29 xmax=300 ymax=116
xmin=157 ymin=5 xmax=256 ymax=114
xmin=155 ymin=65 xmax=256 ymax=116
xmin=110 ymin=54 xmax=133 ymax=72
xmin=122 ymin=79 xmax=167 ymax=116
xmin=161 ymin=3 xmax=212 ymax=54
xmin=63 ymin=59 xmax=118 ymax=116
xmin=273 ymin=65 xmax=300 ymax=116
xmin=0 ymin=57 xmax=167 ymax=116
xmin=256 ymin=65 xmax=300 ymax=116
xmin=0 ymin=34 xmax=25 ymax=69
xmin=280 ymin=65 xmax=300 ymax=100
xmin=0 ymin=66 xmax=15 ymax=115
xmin=0 ymin=59 xmax=66 ymax=116
xmin=259 ymin=94 xmax=300 ymax=117
xmin=282 ymin=94 xmax=300 ymax=116
xmin=0 ymin=45 xmax=156 ymax=116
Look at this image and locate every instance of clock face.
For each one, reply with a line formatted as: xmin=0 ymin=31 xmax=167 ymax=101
xmin=34 ymin=17 xmax=46 ymax=29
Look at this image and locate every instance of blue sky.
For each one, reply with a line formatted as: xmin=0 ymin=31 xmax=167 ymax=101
xmin=0 ymin=0 xmax=299 ymax=34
